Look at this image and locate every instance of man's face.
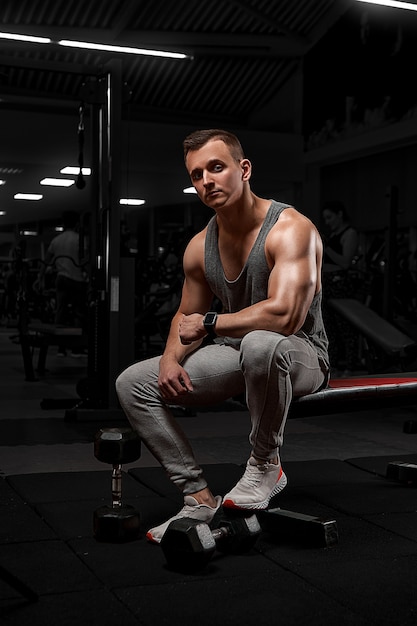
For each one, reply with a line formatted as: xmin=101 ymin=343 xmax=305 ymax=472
xmin=323 ymin=209 xmax=342 ymax=232
xmin=185 ymin=139 xmax=249 ymax=210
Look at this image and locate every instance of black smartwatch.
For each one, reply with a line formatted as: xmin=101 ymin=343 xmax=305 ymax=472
xmin=203 ymin=311 xmax=218 ymax=339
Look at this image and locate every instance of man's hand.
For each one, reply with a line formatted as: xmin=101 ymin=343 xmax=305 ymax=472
xmin=158 ymin=356 xmax=193 ymax=400
xmin=178 ymin=313 xmax=206 ymax=345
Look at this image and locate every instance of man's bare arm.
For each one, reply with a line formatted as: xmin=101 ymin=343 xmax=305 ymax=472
xmin=179 ymin=210 xmax=321 ymax=344
xmin=158 ymin=231 xmax=214 ymax=399
xmin=219 ymin=214 xmax=319 ymax=337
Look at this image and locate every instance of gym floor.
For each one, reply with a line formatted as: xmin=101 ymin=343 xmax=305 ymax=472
xmin=1 ymin=325 xmax=417 ymax=625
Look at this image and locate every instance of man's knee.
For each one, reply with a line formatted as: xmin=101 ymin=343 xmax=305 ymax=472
xmin=115 ymin=362 xmax=141 ymax=397
xmin=115 ymin=358 xmax=160 ymax=403
xmin=240 ymin=330 xmax=289 ymax=372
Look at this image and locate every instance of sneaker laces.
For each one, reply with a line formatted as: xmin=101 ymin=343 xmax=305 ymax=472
xmin=239 ymin=460 xmax=270 ymax=488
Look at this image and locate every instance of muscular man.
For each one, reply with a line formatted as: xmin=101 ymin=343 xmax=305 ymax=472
xmin=116 ymin=129 xmax=329 ymax=543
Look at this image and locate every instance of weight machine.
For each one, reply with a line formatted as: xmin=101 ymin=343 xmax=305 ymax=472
xmin=65 ymin=59 xmax=136 ymax=421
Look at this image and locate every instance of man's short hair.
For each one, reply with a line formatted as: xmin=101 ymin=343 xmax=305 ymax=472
xmin=183 ymin=129 xmax=245 ymax=162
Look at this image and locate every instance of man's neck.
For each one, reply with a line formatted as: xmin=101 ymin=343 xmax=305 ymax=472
xmin=216 ymin=193 xmax=269 ymax=235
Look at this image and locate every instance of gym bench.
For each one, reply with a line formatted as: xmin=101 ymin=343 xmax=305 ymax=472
xmin=20 ymin=323 xmax=88 ymax=382
xmin=262 ymin=374 xmax=417 ymax=549
xmin=328 ymin=298 xmax=417 ymax=371
xmin=289 ymin=374 xmax=417 ymax=419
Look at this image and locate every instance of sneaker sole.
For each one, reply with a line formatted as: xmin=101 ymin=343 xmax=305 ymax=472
xmin=146 ymin=531 xmax=161 ymax=544
xmin=223 ymin=471 xmax=288 ymax=510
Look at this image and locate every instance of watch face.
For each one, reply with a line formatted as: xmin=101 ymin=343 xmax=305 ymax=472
xmin=205 ymin=312 xmax=217 ymax=325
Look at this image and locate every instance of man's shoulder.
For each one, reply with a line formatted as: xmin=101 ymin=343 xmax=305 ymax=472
xmin=268 ymin=207 xmax=318 ymax=243
xmin=273 ymin=205 xmax=305 ymax=225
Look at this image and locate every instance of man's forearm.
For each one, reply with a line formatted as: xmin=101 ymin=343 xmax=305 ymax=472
xmin=162 ymin=312 xmax=202 ymax=363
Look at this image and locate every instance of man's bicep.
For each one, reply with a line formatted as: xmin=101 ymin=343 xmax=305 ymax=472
xmin=267 ymin=227 xmax=317 ymax=306
xmin=180 ymin=233 xmax=214 ymax=314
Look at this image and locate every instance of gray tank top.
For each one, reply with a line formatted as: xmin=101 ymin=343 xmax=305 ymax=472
xmin=204 ymin=200 xmax=329 ymax=367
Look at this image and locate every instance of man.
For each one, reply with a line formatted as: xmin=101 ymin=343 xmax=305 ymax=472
xmin=116 ymin=129 xmax=329 ymax=544
xmin=36 ymin=210 xmax=87 ymax=355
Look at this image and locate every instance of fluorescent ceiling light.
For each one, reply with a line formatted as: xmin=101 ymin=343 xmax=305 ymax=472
xmin=40 ymin=178 xmax=75 ymax=187
xmin=0 ymin=180 xmax=6 ymax=186
xmin=355 ymin=0 xmax=417 ymax=9
xmin=0 ymin=33 xmax=191 ymax=59
xmin=60 ymin=167 xmax=91 ymax=175
xmin=0 ymin=32 xmax=192 ymax=59
xmin=0 ymin=211 xmax=6 ymax=216
xmin=20 ymin=230 xmax=37 ymax=236
xmin=119 ymin=198 xmax=145 ymax=206
xmin=59 ymin=39 xmax=189 ymax=59
xmin=0 ymin=32 xmax=51 ymax=44
xmin=14 ymin=193 xmax=43 ymax=200
xmin=183 ymin=186 xmax=197 ymax=194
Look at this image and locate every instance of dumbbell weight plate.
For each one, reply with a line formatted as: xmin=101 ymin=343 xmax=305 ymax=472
xmin=94 ymin=427 xmax=141 ymax=465
xmin=161 ymin=518 xmax=216 ymax=572
xmin=161 ymin=511 xmax=261 ymax=572
xmin=257 ymin=507 xmax=338 ymax=548
xmin=386 ymin=461 xmax=417 ymax=484
xmin=398 ymin=464 xmax=417 ymax=484
xmin=94 ymin=504 xmax=141 ymax=543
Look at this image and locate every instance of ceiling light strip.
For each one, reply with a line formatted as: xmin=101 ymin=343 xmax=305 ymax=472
xmin=14 ymin=193 xmax=43 ymax=200
xmin=119 ymin=198 xmax=145 ymax=205
xmin=0 ymin=32 xmax=191 ymax=59
xmin=0 ymin=32 xmax=51 ymax=43
xmin=40 ymin=178 xmax=75 ymax=187
xmin=355 ymin=0 xmax=417 ymax=10
xmin=60 ymin=166 xmax=91 ymax=175
xmin=58 ymin=39 xmax=189 ymax=59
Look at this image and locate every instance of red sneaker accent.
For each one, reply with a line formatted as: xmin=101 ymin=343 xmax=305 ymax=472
xmin=222 ymin=498 xmax=239 ymax=509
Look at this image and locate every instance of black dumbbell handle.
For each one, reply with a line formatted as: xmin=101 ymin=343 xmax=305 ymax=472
xmin=212 ymin=515 xmax=261 ymax=544
xmin=111 ymin=464 xmax=122 ymax=508
xmin=210 ymin=515 xmax=261 ymax=553
xmin=211 ymin=526 xmax=230 ymax=542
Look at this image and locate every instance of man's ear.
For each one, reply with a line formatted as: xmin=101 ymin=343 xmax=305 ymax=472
xmin=240 ymin=158 xmax=252 ymax=181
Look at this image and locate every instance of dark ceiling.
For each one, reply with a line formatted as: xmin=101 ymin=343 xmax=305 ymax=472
xmin=0 ymin=0 xmax=349 ymax=127
xmin=0 ymin=0 xmax=415 ymax=229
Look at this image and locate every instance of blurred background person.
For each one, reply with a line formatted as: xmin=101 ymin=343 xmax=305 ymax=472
xmin=36 ymin=210 xmax=88 ymax=356
xmin=321 ymin=200 xmax=360 ymax=376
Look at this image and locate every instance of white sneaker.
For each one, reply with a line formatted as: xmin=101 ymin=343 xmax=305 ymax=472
xmin=146 ymin=495 xmax=222 ymax=544
xmin=222 ymin=457 xmax=287 ymax=510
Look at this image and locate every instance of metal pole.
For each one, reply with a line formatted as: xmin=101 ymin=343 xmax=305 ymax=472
xmin=105 ymin=59 xmax=123 ymax=409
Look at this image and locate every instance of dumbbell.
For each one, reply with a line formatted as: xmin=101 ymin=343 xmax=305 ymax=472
xmin=93 ymin=427 xmax=142 ymax=542
xmin=386 ymin=460 xmax=417 ymax=485
xmin=257 ymin=507 xmax=339 ymax=548
xmin=160 ymin=510 xmax=261 ymax=572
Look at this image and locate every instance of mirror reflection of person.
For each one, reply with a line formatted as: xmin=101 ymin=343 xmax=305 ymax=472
xmin=321 ymin=201 xmax=359 ymax=375
xmin=36 ymin=210 xmax=87 ymax=356
xmin=322 ymin=201 xmax=359 ymax=274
